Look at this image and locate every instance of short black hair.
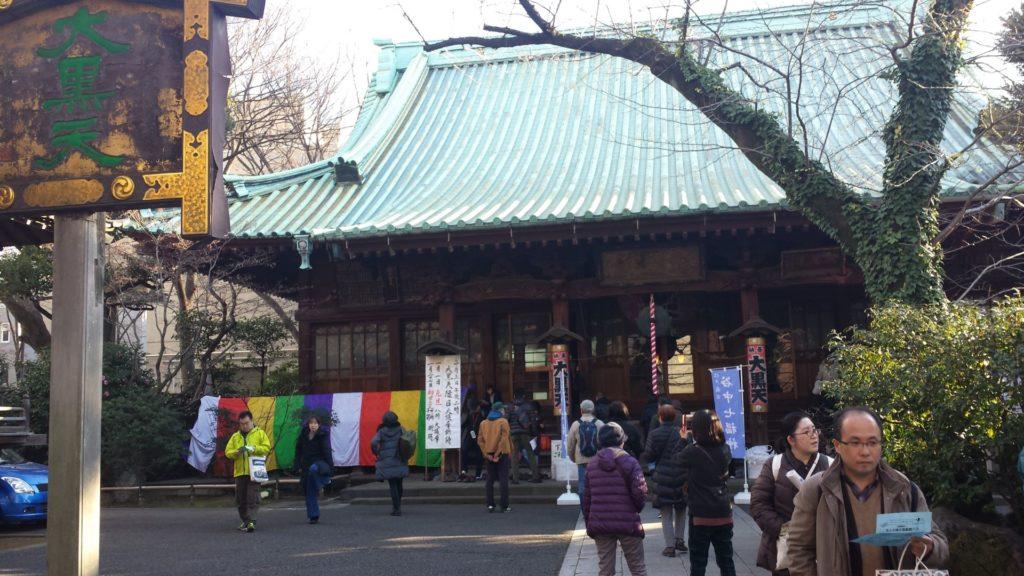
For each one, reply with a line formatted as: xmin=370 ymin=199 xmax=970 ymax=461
xmin=238 ymin=411 xmax=253 ymax=421
xmin=833 ymin=407 xmax=883 ymax=440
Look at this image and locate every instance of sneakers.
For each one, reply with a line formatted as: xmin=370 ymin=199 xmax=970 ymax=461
xmin=662 ymin=547 xmax=676 ymax=558
xmin=390 ymin=508 xmax=402 ymax=516
xmin=488 ymin=506 xmax=496 ymax=513
xmin=245 ymin=522 xmax=255 ymax=533
xmin=675 ymin=539 xmax=688 ymax=553
xmin=501 ymin=507 xmax=511 ymax=513
xmin=237 ymin=522 xmax=248 ymax=532
xmin=308 ymin=517 xmax=319 ymax=524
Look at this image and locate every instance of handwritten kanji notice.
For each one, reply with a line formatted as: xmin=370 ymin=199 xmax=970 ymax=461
xmin=424 ymin=355 xmax=461 ymax=450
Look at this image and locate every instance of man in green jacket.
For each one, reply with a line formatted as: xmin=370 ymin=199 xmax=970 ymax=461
xmin=225 ymin=411 xmax=271 ymax=532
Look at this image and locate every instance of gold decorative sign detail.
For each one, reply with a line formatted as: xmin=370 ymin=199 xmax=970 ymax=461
xmin=0 ymin=186 xmax=13 ymax=209
xmin=111 ymin=175 xmax=135 ymax=200
xmin=25 ymin=179 xmax=104 ymax=207
xmin=0 ymin=1 xmax=12 ymax=11
xmin=185 ymin=0 xmax=209 ymax=40
xmin=184 ymin=50 xmax=209 ymax=116
xmin=143 ymin=130 xmax=209 ymax=235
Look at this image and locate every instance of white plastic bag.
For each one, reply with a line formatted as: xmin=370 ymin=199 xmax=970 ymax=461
xmin=248 ymin=456 xmax=269 ymax=484
xmin=775 ymin=523 xmax=791 ymax=570
xmin=876 ymin=543 xmax=949 ymax=576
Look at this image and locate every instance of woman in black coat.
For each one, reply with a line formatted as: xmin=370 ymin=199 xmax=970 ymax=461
xmin=608 ymin=401 xmax=645 ymax=458
xmin=643 ymin=404 xmax=690 ymax=557
xmin=294 ymin=415 xmax=333 ymax=523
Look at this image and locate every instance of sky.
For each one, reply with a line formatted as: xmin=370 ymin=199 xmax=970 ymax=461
xmin=265 ymin=0 xmax=1020 ymax=129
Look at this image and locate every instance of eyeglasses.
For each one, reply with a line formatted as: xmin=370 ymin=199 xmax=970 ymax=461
xmin=792 ymin=428 xmax=820 ymax=438
xmin=835 ymin=439 xmax=883 ymax=451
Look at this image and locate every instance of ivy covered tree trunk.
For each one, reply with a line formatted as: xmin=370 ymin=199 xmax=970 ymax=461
xmin=426 ymin=0 xmax=975 ymax=305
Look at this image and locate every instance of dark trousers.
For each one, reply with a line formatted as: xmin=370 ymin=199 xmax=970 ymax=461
xmin=387 ymin=478 xmax=403 ymax=510
xmin=485 ymin=455 xmax=510 ymax=509
xmin=303 ymin=475 xmax=320 ymax=520
xmin=234 ymin=476 xmax=260 ymax=524
xmin=510 ymin=432 xmax=538 ymax=480
xmin=463 ymin=438 xmax=483 ymax=477
xmin=688 ymin=522 xmax=736 ymax=576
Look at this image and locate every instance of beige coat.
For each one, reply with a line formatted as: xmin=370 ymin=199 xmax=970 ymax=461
xmin=566 ymin=415 xmax=605 ymax=464
xmin=787 ymin=459 xmax=949 ymax=576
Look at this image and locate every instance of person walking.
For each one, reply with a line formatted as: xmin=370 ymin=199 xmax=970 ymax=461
xmin=371 ymin=411 xmax=413 ymax=517
xmin=787 ymin=407 xmax=948 ymax=576
xmin=643 ymin=404 xmax=690 ymax=557
xmin=677 ymin=409 xmax=735 ymax=576
xmin=477 ymin=401 xmax=512 ymax=512
xmin=609 ymin=401 xmax=645 ymax=458
xmin=583 ymin=423 xmax=649 ymax=576
xmin=509 ymin=389 xmax=542 ymax=484
xmin=567 ymin=399 xmax=605 ymax=503
xmin=224 ymin=411 xmax=271 ymax=533
xmin=750 ymin=411 xmax=833 ymax=575
xmin=293 ymin=415 xmax=333 ymax=524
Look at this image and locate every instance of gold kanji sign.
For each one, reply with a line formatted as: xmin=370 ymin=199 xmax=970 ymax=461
xmin=0 ymin=0 xmax=264 ymax=237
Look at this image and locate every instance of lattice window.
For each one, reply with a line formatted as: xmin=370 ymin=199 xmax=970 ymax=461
xmin=313 ymin=322 xmax=390 ymax=380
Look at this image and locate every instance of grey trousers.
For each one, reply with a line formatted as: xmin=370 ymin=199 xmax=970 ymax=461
xmin=660 ymin=504 xmax=687 ymax=547
xmin=594 ymin=535 xmax=647 ymax=576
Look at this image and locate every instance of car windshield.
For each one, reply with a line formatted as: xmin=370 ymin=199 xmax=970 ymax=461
xmin=0 ymin=448 xmax=26 ymax=465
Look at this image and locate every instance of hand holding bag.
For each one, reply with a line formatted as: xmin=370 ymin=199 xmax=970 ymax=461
xmin=876 ymin=541 xmax=949 ymax=576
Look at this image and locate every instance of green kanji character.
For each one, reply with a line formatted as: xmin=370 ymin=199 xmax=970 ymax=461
xmin=33 ymin=117 xmax=126 ymax=170
xmin=36 ymin=7 xmax=131 ymax=59
xmin=41 ymin=56 xmax=115 ymax=114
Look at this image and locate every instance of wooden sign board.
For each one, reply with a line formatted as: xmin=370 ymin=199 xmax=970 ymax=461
xmin=0 ymin=0 xmax=265 ymax=237
xmin=600 ymin=245 xmax=704 ymax=286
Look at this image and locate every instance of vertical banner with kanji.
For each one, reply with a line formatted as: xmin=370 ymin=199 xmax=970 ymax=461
xmin=549 ymin=344 xmax=571 ymax=417
xmin=425 ymin=355 xmax=461 ymax=449
xmin=710 ymin=366 xmax=746 ymax=458
xmin=746 ymin=337 xmax=769 ymax=413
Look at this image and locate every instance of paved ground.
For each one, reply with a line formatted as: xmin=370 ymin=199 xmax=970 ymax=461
xmin=0 ymin=501 xmax=579 ymax=576
xmin=560 ymin=505 xmax=763 ymax=576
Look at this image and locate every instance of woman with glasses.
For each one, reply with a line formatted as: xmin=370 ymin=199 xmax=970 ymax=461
xmin=750 ymin=411 xmax=833 ymax=575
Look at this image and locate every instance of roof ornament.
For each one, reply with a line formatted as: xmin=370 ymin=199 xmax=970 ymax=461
xmin=293 ymin=234 xmax=312 ymax=270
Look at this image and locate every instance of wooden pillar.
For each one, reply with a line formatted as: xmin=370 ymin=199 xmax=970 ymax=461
xmin=48 ymin=213 xmax=104 ymax=576
xmin=439 ymin=302 xmax=455 ymax=340
xmin=739 ymin=286 xmax=768 ymax=444
xmin=740 ymin=287 xmax=760 ymax=321
xmin=437 ymin=302 xmax=458 ymax=480
xmin=480 ymin=310 xmax=496 ymax=389
xmin=297 ymin=319 xmax=313 ymax=388
xmin=388 ymin=316 xmax=401 ymax=392
xmin=552 ymin=295 xmax=569 ymax=327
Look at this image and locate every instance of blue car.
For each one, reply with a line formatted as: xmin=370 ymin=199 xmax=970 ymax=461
xmin=0 ymin=448 xmax=47 ymax=524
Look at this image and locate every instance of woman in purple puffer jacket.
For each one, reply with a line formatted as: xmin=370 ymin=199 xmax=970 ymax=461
xmin=583 ymin=422 xmax=649 ymax=576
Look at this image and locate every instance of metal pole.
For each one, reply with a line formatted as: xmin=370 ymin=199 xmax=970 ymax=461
xmin=47 ymin=213 xmax=105 ymax=576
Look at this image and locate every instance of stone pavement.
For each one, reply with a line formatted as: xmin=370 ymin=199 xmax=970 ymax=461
xmin=559 ymin=506 xmax=764 ymax=575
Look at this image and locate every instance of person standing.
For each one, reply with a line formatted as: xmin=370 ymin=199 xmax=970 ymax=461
xmin=477 ymin=401 xmax=513 ymax=512
xmin=583 ymin=423 xmax=649 ymax=576
xmin=787 ymin=407 xmax=948 ymax=576
xmin=509 ymin=389 xmax=542 ymax=484
xmin=643 ymin=404 xmax=690 ymax=557
xmin=567 ymin=399 xmax=605 ymax=504
xmin=224 ymin=411 xmax=271 ymax=532
xmin=678 ymin=409 xmax=735 ymax=576
xmin=460 ymin=394 xmax=485 ymax=482
xmin=293 ymin=415 xmax=333 ymax=524
xmin=750 ymin=411 xmax=833 ymax=575
xmin=609 ymin=401 xmax=645 ymax=458
xmin=371 ymin=411 xmax=413 ymax=517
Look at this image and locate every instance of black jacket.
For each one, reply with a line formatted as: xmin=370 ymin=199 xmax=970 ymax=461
xmin=609 ymin=417 xmax=645 ymax=458
xmin=508 ymin=399 xmax=541 ymax=435
xmin=676 ymin=442 xmax=732 ymax=519
xmin=294 ymin=428 xmax=332 ymax=473
xmin=644 ymin=422 xmax=690 ymax=508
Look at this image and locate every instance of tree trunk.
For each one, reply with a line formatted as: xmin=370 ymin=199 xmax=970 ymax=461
xmin=2 ymin=295 xmax=51 ymax=350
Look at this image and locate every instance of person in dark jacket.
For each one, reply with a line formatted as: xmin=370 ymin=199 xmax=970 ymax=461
xmin=639 ymin=393 xmax=660 ymax=438
xmin=594 ymin=393 xmax=612 ymax=423
xmin=677 ymin=409 xmax=735 ymax=576
xmin=293 ymin=415 xmax=333 ymax=524
xmin=583 ymin=423 xmax=649 ymax=576
xmin=460 ymin=394 xmax=485 ymax=482
xmin=750 ymin=411 xmax=832 ymax=575
xmin=643 ymin=404 xmax=690 ymax=557
xmin=608 ymin=401 xmax=645 ymax=458
xmin=508 ymin=389 xmax=542 ymax=484
xmin=371 ymin=411 xmax=412 ymax=516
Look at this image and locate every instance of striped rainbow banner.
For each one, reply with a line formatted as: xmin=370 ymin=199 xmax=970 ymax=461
xmin=188 ymin=392 xmax=443 ymax=476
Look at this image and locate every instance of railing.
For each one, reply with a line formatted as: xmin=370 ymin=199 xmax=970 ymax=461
xmin=99 ymin=474 xmax=351 ymax=506
xmin=0 ymin=404 xmax=29 ymax=436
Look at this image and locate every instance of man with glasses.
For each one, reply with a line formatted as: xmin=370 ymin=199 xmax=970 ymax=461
xmin=787 ymin=407 xmax=948 ymax=576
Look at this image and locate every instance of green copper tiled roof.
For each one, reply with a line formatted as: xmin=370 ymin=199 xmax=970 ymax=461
xmin=149 ymin=2 xmax=1014 ymax=240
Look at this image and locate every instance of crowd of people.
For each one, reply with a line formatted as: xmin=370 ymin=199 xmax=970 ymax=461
xmin=223 ymin=396 xmax=949 ymax=576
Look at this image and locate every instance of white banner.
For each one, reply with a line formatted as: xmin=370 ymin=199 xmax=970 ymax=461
xmin=425 ymin=355 xmax=461 ymax=449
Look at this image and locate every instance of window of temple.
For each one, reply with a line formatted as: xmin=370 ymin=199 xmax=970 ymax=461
xmin=402 ymin=320 xmax=440 ymax=372
xmin=0 ymin=323 xmax=10 ymax=344
xmin=455 ymin=318 xmax=483 ymax=387
xmin=313 ymin=322 xmax=390 ymax=381
xmin=496 ymin=312 xmax=551 ymax=398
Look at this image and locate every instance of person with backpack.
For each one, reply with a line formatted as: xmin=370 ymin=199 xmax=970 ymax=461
xmin=750 ymin=411 xmax=833 ymax=575
xmin=371 ymin=411 xmax=415 ymax=517
xmin=643 ymin=403 xmax=691 ymax=557
xmin=293 ymin=415 xmax=333 ymax=524
xmin=477 ymin=401 xmax=513 ymax=512
xmin=787 ymin=407 xmax=948 ymax=576
xmin=508 ymin=389 xmax=542 ymax=484
xmin=677 ymin=409 xmax=735 ymax=576
xmin=583 ymin=423 xmax=649 ymax=576
xmin=224 ymin=411 xmax=272 ymax=533
xmin=567 ymin=399 xmax=605 ymax=504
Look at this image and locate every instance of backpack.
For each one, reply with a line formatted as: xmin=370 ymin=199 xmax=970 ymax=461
xmin=398 ymin=430 xmax=416 ymax=461
xmin=578 ymin=419 xmax=599 ymax=457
